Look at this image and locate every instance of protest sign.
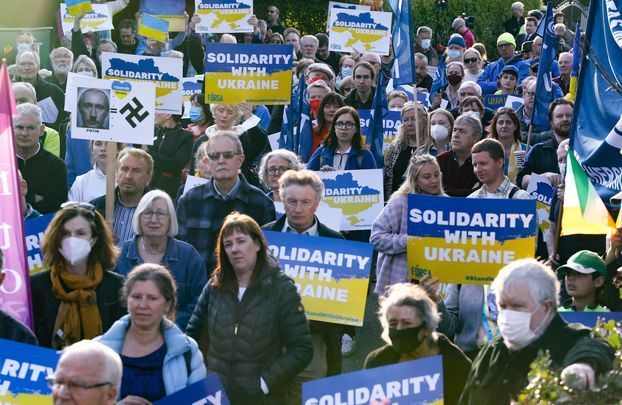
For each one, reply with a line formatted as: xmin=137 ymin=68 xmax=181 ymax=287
xmin=138 ymin=14 xmax=170 ymax=42
xmin=559 ymin=312 xmax=622 ymax=328
xmin=482 ymin=94 xmax=523 ymax=111
xmin=303 ymin=355 xmax=443 ymax=404
xmin=327 ymin=2 xmax=370 ymax=31
xmin=154 ymin=374 xmax=230 ymax=405
xmin=24 ymin=214 xmax=53 ymax=276
xmin=181 ymin=76 xmax=203 ymax=119
xmin=526 ymin=174 xmax=554 ymax=235
xmin=140 ymin=0 xmax=187 ymax=32
xmin=316 ymin=169 xmax=384 ymax=231
xmin=66 ymin=0 xmax=93 ymax=16
xmin=194 ymin=0 xmax=253 ymax=33
xmin=101 ymin=52 xmax=183 ymax=114
xmin=203 ymin=43 xmax=293 ymax=105
xmin=60 ymin=4 xmax=113 ymax=35
xmin=182 ymin=175 xmax=209 ymax=196
xmin=0 ymin=339 xmax=59 ymax=403
xmin=359 ymin=109 xmax=402 ymax=153
xmin=407 ymin=194 xmax=537 ymax=284
xmin=264 ymin=231 xmax=372 ymax=326
xmin=274 ymin=201 xmax=343 ymax=232
xmin=505 ymin=95 xmax=524 ymax=110
xmin=328 ymin=9 xmax=392 ymax=55
xmin=70 ymin=76 xmax=156 ymax=145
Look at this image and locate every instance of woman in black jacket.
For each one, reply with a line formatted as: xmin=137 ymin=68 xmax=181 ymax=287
xmin=186 ymin=212 xmax=313 ymax=404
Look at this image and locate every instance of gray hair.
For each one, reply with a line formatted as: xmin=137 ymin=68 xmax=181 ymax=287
xmin=258 ymin=149 xmax=303 ymax=188
xmin=415 ymin=53 xmax=428 ymax=63
xmin=378 ymin=283 xmax=441 ymax=344
xmin=132 ymin=190 xmax=178 ymax=237
xmin=207 ymin=130 xmax=243 ymax=155
xmin=454 ymin=114 xmax=482 ymax=138
xmin=522 ymin=76 xmax=536 ymax=91
xmin=59 ymin=340 xmax=122 ymax=388
xmin=12 ymin=82 xmax=37 ymax=102
xmin=300 ymin=35 xmax=319 ymax=47
xmin=49 ymin=46 xmax=73 ymax=62
xmin=492 ymin=259 xmax=560 ymax=307
xmin=452 ymin=17 xmax=466 ymax=30
xmin=446 ymin=61 xmax=465 ymax=76
xmin=278 ymin=169 xmax=325 ymax=201
xmin=15 ymin=103 xmax=43 ymax=125
xmin=511 ymin=2 xmax=524 ymax=10
xmin=463 ymin=48 xmax=482 ymax=62
xmin=16 ymin=50 xmax=40 ymax=67
xmin=417 ymin=26 xmax=432 ymax=37
xmin=72 ymin=54 xmax=97 ymax=75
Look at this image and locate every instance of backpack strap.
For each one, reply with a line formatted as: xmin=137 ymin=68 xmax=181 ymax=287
xmin=183 ymin=340 xmax=192 ymax=377
xmin=508 ymin=185 xmax=520 ymax=199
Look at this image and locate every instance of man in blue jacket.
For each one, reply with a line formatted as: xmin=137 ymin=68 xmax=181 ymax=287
xmin=477 ymin=33 xmax=530 ymax=94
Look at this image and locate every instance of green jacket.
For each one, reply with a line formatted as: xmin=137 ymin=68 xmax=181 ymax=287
xmin=459 ymin=313 xmax=614 ymax=405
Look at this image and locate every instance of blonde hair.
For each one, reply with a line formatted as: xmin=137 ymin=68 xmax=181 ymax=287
xmin=392 ymin=101 xmax=431 ymax=151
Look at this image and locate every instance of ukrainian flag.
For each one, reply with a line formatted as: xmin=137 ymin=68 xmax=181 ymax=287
xmin=565 ymin=22 xmax=581 ymax=102
xmin=139 ymin=14 xmax=169 ymax=43
xmin=66 ymin=0 xmax=93 ymax=16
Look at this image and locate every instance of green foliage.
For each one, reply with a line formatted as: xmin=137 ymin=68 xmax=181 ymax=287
xmin=519 ymin=319 xmax=622 ymax=404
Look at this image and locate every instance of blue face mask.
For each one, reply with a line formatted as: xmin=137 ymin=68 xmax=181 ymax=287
xmin=341 ymin=66 xmax=353 ymax=77
xmin=447 ymin=49 xmax=461 ymax=59
xmin=189 ymin=106 xmax=203 ymax=122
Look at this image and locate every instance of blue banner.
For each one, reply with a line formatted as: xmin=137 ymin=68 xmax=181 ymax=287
xmin=388 ymin=0 xmax=415 ymax=86
xmin=303 ymin=355 xmax=443 ymax=404
xmin=154 ymin=375 xmax=230 ymax=404
xmin=482 ymin=94 xmax=523 ymax=111
xmin=264 ymin=231 xmax=373 ymax=326
xmin=367 ymin=73 xmax=388 ymax=165
xmin=0 ymin=339 xmax=59 ymax=402
xmin=24 ymin=214 xmax=54 ymax=276
xmin=570 ymin=0 xmax=622 ymax=207
xmin=559 ymin=312 xmax=622 ymax=328
xmin=429 ymin=56 xmax=447 ymax=100
xmin=532 ymin=2 xmax=556 ymax=130
xmin=359 ymin=108 xmax=401 ymax=152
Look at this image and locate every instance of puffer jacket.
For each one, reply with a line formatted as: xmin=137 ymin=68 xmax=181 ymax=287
xmin=97 ymin=315 xmax=206 ymax=397
xmin=185 ymin=256 xmax=313 ymax=404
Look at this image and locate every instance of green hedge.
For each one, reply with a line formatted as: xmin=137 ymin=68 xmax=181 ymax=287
xmin=253 ymin=0 xmax=543 ymax=60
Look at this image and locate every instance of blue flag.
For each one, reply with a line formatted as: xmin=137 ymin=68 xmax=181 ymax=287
xmin=297 ymin=80 xmax=314 ymax=162
xmin=570 ymin=0 xmax=622 ymax=207
xmin=429 ymin=56 xmax=447 ymax=100
xmin=532 ymin=2 xmax=556 ymax=130
xmin=388 ymin=0 xmax=415 ymax=86
xmin=367 ymin=73 xmax=388 ymax=166
xmin=279 ymin=82 xmax=297 ymax=150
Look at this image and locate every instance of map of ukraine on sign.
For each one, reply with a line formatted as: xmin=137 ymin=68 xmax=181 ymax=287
xmin=194 ymin=0 xmax=253 ymax=33
xmin=328 ymin=9 xmax=392 ymax=55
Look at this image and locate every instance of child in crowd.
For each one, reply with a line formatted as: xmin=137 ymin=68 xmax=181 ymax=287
xmin=557 ymin=250 xmax=610 ymax=312
xmin=495 ymin=65 xmax=519 ymax=95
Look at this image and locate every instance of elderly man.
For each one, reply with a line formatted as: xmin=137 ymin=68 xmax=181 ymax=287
xmin=554 ymin=51 xmax=573 ymax=95
xmin=414 ymin=26 xmax=438 ymax=67
xmin=262 ymin=169 xmax=344 ymax=404
xmin=15 ymin=50 xmax=66 ymax=130
xmin=477 ymin=33 xmax=530 ymax=94
xmin=91 ymin=148 xmax=152 ymax=243
xmin=14 ymin=103 xmax=67 ymax=214
xmin=531 ymin=36 xmax=561 ymax=77
xmin=45 ymin=47 xmax=73 ymax=91
xmin=77 ymin=88 xmax=109 ymax=129
xmin=306 ymin=62 xmax=335 ymax=89
xmin=449 ymin=81 xmax=495 ymax=130
xmin=459 ymin=259 xmax=614 ymax=404
xmin=344 ymin=61 xmax=375 ymax=109
xmin=300 ymin=35 xmax=319 ymax=61
xmin=503 ymin=1 xmax=525 ymax=37
xmin=51 ymin=340 xmax=122 ymax=405
xmin=177 ymin=131 xmax=276 ymax=274
xmin=452 ymin=17 xmax=475 ymax=48
xmin=436 ymin=114 xmax=481 ymax=197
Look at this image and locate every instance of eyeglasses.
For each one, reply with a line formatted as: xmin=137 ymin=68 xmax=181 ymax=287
xmin=61 ymin=201 xmax=96 ymax=212
xmin=268 ymin=167 xmax=289 ymax=176
xmin=207 ymin=151 xmax=240 ymax=160
xmin=463 ymin=58 xmax=478 ymax=64
xmin=140 ymin=210 xmax=170 ymax=220
xmin=46 ymin=377 xmax=112 ymax=392
xmin=335 ymin=121 xmax=356 ymax=129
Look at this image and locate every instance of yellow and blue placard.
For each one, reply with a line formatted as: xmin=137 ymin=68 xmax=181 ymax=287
xmin=203 ymin=43 xmax=293 ymax=105
xmin=194 ymin=0 xmax=254 ymax=33
xmin=66 ymin=0 xmax=93 ymax=16
xmin=407 ymin=194 xmax=537 ymax=284
xmin=138 ymin=14 xmax=170 ymax=42
xmin=328 ymin=9 xmax=392 ymax=55
xmin=24 ymin=214 xmax=54 ymax=276
xmin=0 ymin=339 xmax=60 ymax=403
xmin=526 ymin=173 xmax=554 ymax=235
xmin=358 ymin=109 xmax=402 ymax=153
xmin=154 ymin=375 xmax=230 ymax=404
xmin=60 ymin=4 xmax=113 ymax=35
xmin=140 ymin=0 xmax=186 ymax=32
xmin=303 ymin=355 xmax=444 ymax=404
xmin=264 ymin=231 xmax=373 ymax=327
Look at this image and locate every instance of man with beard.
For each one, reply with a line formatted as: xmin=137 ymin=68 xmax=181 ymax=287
xmin=45 ymin=47 xmax=73 ymax=92
xmin=517 ymin=99 xmax=574 ymax=190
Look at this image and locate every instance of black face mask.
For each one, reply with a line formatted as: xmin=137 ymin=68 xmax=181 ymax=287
xmin=389 ymin=324 xmax=426 ymax=354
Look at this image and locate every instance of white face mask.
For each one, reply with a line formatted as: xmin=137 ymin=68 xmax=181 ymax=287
xmin=430 ymin=124 xmax=449 ymax=142
xmin=60 ymin=237 xmax=92 ymax=265
xmin=558 ymin=163 xmax=566 ymax=176
xmin=421 ymin=39 xmax=431 ymax=50
xmin=77 ymin=70 xmax=95 ymax=78
xmin=17 ymin=43 xmax=30 ymax=53
xmin=497 ymin=308 xmax=538 ymax=349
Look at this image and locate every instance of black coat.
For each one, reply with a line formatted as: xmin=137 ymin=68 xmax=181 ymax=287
xmin=18 ymin=146 xmax=67 ymax=214
xmin=262 ymin=215 xmax=344 ymax=376
xmin=147 ymin=125 xmax=194 ymax=198
xmin=0 ymin=311 xmax=38 ymax=345
xmin=185 ymin=257 xmax=313 ymax=404
xmin=30 ymin=269 xmax=126 ymax=348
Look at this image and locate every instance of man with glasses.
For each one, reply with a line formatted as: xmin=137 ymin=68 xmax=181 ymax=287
xmin=476 ymin=33 xmax=530 ymax=94
xmin=344 ymin=61 xmax=375 ymax=109
xmin=14 ymin=103 xmax=67 ymax=214
xmin=262 ymin=169 xmax=344 ymax=404
xmin=51 ymin=340 xmax=122 ymax=405
xmin=177 ymin=131 xmax=275 ymax=274
xmin=448 ymin=81 xmax=494 ymax=130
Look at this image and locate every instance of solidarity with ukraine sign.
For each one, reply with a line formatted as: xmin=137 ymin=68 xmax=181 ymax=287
xmin=303 ymin=355 xmax=443 ymax=405
xmin=101 ymin=52 xmax=183 ymax=114
xmin=24 ymin=214 xmax=54 ymax=276
xmin=194 ymin=0 xmax=253 ymax=33
xmin=0 ymin=339 xmax=59 ymax=403
xmin=60 ymin=4 xmax=113 ymax=35
xmin=317 ymin=169 xmax=384 ymax=231
xmin=155 ymin=374 xmax=230 ymax=405
xmin=203 ymin=43 xmax=294 ymax=105
xmin=264 ymin=231 xmax=373 ymax=327
xmin=358 ymin=109 xmax=402 ymax=153
xmin=407 ymin=194 xmax=537 ymax=284
xmin=328 ymin=9 xmax=392 ymax=55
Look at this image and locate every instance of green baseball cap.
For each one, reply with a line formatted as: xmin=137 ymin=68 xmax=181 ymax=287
xmin=557 ymin=250 xmax=607 ymax=278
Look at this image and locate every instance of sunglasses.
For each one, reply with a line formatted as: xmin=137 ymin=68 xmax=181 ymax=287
xmin=61 ymin=201 xmax=96 ymax=212
xmin=463 ymin=58 xmax=478 ymax=64
xmin=207 ymin=151 xmax=240 ymax=160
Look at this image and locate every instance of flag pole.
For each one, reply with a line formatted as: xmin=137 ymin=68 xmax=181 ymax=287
xmin=105 ymin=141 xmax=116 ymax=228
xmin=414 ymin=84 xmax=421 ymax=154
